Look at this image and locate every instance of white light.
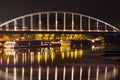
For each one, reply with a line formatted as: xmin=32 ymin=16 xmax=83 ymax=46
xmin=92 ymin=45 xmax=95 ymax=51
xmin=80 ymin=66 xmax=82 ymax=80
xmin=91 ymin=40 xmax=95 ymax=43
xmin=71 ymin=66 xmax=74 ymax=80
xmin=4 ymin=41 xmax=16 ymax=48
xmin=5 ymin=67 xmax=8 ymax=80
xmin=4 ymin=49 xmax=16 ymax=55
xmin=63 ymin=66 xmax=66 ymax=80
xmin=22 ymin=67 xmax=24 ymax=80
xmin=88 ymin=66 xmax=91 ymax=80
xmin=14 ymin=67 xmax=17 ymax=80
xmin=30 ymin=67 xmax=33 ymax=80
xmin=55 ymin=67 xmax=58 ymax=80
xmin=96 ymin=66 xmax=99 ymax=80
xmin=47 ymin=66 xmax=49 ymax=80
xmin=38 ymin=66 xmax=41 ymax=80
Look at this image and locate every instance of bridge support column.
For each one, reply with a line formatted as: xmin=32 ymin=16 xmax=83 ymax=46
xmin=39 ymin=13 xmax=41 ymax=31
xmin=105 ymin=25 xmax=108 ymax=32
xmin=14 ymin=20 xmax=17 ymax=31
xmin=72 ymin=14 xmax=74 ymax=31
xmin=22 ymin=18 xmax=25 ymax=31
xmin=55 ymin=12 xmax=58 ymax=31
xmin=47 ymin=13 xmax=49 ymax=31
xmin=30 ymin=15 xmax=33 ymax=31
xmin=64 ymin=13 xmax=66 ymax=31
xmin=88 ymin=18 xmax=90 ymax=31
xmin=80 ymin=15 xmax=82 ymax=31
xmin=96 ymin=21 xmax=99 ymax=31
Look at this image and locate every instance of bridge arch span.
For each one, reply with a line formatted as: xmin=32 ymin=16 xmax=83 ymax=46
xmin=0 ymin=11 xmax=119 ymax=32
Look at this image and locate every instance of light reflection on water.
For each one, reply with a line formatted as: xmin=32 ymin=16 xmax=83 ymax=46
xmin=0 ymin=47 xmax=84 ymax=65
xmin=0 ymin=45 xmax=119 ymax=80
xmin=0 ymin=65 xmax=118 ymax=80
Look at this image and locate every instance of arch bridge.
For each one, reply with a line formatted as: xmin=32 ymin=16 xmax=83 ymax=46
xmin=0 ymin=11 xmax=119 ymax=33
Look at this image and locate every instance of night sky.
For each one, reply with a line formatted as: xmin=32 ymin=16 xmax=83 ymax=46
xmin=0 ymin=0 xmax=120 ymax=28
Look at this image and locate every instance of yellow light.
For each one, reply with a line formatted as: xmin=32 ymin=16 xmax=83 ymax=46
xmin=36 ymin=34 xmax=43 ymax=40
xmin=50 ymin=52 xmax=55 ymax=62
xmin=66 ymin=51 xmax=70 ymax=58
xmin=61 ymin=52 xmax=65 ymax=59
xmin=14 ymin=55 xmax=16 ymax=65
xmin=79 ymin=49 xmax=83 ymax=58
xmin=75 ymin=49 xmax=77 ymax=59
xmin=44 ymin=53 xmax=48 ymax=63
xmin=7 ymin=57 xmax=9 ymax=65
xmin=49 ymin=34 xmax=55 ymax=40
xmin=22 ymin=54 xmax=24 ymax=64
xmin=38 ymin=52 xmax=41 ymax=63
xmin=37 ymin=52 xmax=43 ymax=63
xmin=71 ymin=51 xmax=74 ymax=59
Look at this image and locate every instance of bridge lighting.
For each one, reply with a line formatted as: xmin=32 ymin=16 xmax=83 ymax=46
xmin=92 ymin=45 xmax=95 ymax=51
xmin=39 ymin=20 xmax=41 ymax=31
xmin=47 ymin=13 xmax=49 ymax=31
xmin=64 ymin=12 xmax=66 ymax=31
xmin=91 ymin=40 xmax=95 ymax=43
xmin=50 ymin=52 xmax=55 ymax=62
xmin=4 ymin=49 xmax=16 ymax=55
xmin=113 ymin=67 xmax=118 ymax=79
xmin=72 ymin=14 xmax=74 ymax=31
xmin=30 ymin=15 xmax=33 ymax=31
xmin=38 ymin=66 xmax=41 ymax=80
xmin=4 ymin=41 xmax=16 ymax=49
xmin=62 ymin=52 xmax=65 ymax=59
xmin=55 ymin=12 xmax=58 ymax=30
xmin=14 ymin=27 xmax=17 ymax=31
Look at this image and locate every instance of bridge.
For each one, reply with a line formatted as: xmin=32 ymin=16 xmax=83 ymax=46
xmin=0 ymin=11 xmax=119 ymax=33
xmin=0 ymin=11 xmax=119 ymax=47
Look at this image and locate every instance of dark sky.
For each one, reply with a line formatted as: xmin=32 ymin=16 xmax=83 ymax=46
xmin=0 ymin=0 xmax=120 ymax=28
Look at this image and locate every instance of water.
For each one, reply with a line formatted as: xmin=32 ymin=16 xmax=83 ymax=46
xmin=0 ymin=45 xmax=120 ymax=80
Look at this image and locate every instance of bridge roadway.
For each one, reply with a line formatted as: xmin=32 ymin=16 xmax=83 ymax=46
xmin=0 ymin=30 xmax=120 ymax=34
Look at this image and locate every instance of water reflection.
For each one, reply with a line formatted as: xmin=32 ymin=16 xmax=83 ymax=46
xmin=0 ymin=44 xmax=119 ymax=80
xmin=30 ymin=67 xmax=33 ymax=80
xmin=0 ymin=47 xmax=84 ymax=65
xmin=55 ymin=67 xmax=57 ymax=80
xmin=79 ymin=66 xmax=82 ymax=80
xmin=5 ymin=67 xmax=8 ymax=80
xmin=14 ymin=67 xmax=16 ymax=80
xmin=22 ymin=67 xmax=24 ymax=80
xmin=63 ymin=66 xmax=66 ymax=80
xmin=0 ymin=65 xmax=118 ymax=80
xmin=92 ymin=45 xmax=105 ymax=51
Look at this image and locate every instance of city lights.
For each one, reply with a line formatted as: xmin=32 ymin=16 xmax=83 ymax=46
xmin=0 ymin=11 xmax=119 ymax=80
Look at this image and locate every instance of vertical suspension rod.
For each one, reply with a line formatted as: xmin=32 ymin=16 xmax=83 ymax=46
xmin=64 ymin=13 xmax=66 ymax=31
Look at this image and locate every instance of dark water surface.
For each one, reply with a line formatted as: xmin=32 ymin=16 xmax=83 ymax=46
xmin=0 ymin=45 xmax=120 ymax=80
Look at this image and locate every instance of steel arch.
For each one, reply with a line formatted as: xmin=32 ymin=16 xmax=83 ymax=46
xmin=0 ymin=11 xmax=119 ymax=32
